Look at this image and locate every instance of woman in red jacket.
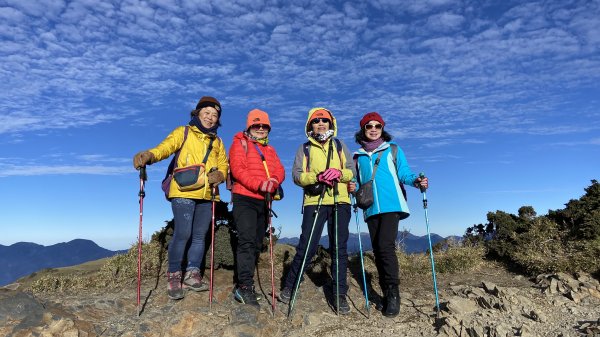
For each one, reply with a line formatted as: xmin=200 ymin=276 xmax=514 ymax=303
xmin=229 ymin=109 xmax=285 ymax=307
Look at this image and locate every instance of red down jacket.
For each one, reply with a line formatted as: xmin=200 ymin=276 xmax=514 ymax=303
xmin=229 ymin=132 xmax=285 ymax=200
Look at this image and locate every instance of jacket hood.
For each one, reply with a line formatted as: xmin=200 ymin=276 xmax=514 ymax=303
xmin=305 ymin=107 xmax=337 ymax=138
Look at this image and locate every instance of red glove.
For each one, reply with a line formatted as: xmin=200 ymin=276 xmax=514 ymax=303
xmin=259 ymin=178 xmax=279 ymax=193
xmin=316 ymin=172 xmax=334 ymax=186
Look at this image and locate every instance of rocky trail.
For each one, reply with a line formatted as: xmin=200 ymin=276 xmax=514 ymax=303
xmin=1 ymin=246 xmax=600 ymax=337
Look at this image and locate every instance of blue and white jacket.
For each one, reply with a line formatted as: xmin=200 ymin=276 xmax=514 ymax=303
xmin=354 ymin=141 xmax=418 ymax=220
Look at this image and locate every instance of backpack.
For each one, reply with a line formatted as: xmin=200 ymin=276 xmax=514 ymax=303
xmin=354 ymin=143 xmax=407 ymax=201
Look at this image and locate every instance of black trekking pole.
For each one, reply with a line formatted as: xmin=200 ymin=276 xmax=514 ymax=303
xmin=288 ymin=186 xmax=328 ymax=319
xmin=333 ymin=182 xmax=340 ymax=316
xmin=419 ymin=173 xmax=440 ymax=318
xmin=137 ymin=166 xmax=147 ymax=316
xmin=350 ymin=193 xmax=370 ymax=317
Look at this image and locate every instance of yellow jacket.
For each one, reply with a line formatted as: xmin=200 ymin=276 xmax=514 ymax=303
xmin=149 ymin=126 xmax=229 ymax=201
xmin=291 ymin=107 xmax=355 ymax=205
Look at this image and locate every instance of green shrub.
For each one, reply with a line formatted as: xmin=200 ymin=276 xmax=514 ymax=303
xmin=463 ymin=180 xmax=600 ymax=276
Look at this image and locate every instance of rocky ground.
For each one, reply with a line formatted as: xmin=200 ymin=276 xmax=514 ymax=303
xmin=1 ymin=245 xmax=600 ymax=337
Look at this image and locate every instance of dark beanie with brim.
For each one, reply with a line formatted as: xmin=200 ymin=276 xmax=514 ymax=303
xmin=195 ymin=96 xmax=221 ymax=117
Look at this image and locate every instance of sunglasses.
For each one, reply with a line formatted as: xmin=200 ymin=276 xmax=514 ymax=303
xmin=251 ymin=124 xmax=270 ymax=130
xmin=364 ymin=123 xmax=383 ymax=130
xmin=310 ymin=118 xmax=330 ymax=125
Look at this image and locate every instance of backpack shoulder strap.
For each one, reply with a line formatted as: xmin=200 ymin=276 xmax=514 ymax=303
xmin=390 ymin=143 xmax=397 ymax=163
xmin=240 ymin=138 xmax=248 ymax=153
xmin=164 ymin=126 xmax=189 ymax=178
xmin=226 ymin=137 xmax=249 ymax=191
xmin=303 ymin=141 xmax=311 ymax=171
xmin=388 ymin=143 xmax=407 ymax=200
xmin=353 ymin=153 xmax=361 ymax=185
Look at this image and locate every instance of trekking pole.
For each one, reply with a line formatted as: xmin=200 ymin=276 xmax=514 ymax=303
xmin=266 ymin=193 xmax=277 ymax=316
xmin=137 ymin=166 xmax=147 ymax=316
xmin=419 ymin=173 xmax=440 ymax=318
xmin=209 ymin=168 xmax=218 ymax=310
xmin=288 ymin=186 xmax=328 ymax=319
xmin=333 ymin=182 xmax=339 ymax=316
xmin=350 ymin=193 xmax=370 ymax=317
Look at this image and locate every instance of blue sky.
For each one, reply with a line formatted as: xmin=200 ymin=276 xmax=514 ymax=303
xmin=1 ymin=0 xmax=598 ymax=250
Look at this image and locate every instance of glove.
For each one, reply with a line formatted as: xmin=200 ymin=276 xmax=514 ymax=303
xmin=321 ymin=168 xmax=341 ymax=182
xmin=259 ymin=178 xmax=279 ymax=193
xmin=133 ymin=151 xmax=154 ymax=169
xmin=316 ymin=172 xmax=334 ymax=186
xmin=207 ymin=169 xmax=225 ymax=185
xmin=414 ymin=176 xmax=429 ymax=191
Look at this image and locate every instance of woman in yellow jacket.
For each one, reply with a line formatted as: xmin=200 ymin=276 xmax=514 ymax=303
xmin=279 ymin=107 xmax=355 ymax=314
xmin=133 ymin=96 xmax=229 ymax=300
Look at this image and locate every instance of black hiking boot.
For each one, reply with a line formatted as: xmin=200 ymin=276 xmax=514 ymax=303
xmin=278 ymin=287 xmax=292 ymax=304
xmin=332 ymin=294 xmax=351 ymax=315
xmin=166 ymin=271 xmax=184 ymax=300
xmin=383 ymin=285 xmax=400 ymax=317
xmin=234 ymin=285 xmax=260 ymax=308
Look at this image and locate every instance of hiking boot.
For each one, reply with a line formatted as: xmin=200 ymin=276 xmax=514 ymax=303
xmin=332 ymin=294 xmax=351 ymax=315
xmin=234 ymin=285 xmax=260 ymax=308
xmin=166 ymin=271 xmax=184 ymax=300
xmin=278 ymin=287 xmax=292 ymax=304
xmin=183 ymin=268 xmax=208 ymax=292
xmin=383 ymin=285 xmax=400 ymax=317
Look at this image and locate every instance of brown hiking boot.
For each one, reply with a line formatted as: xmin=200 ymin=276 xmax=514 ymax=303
xmin=183 ymin=268 xmax=208 ymax=292
xmin=167 ymin=271 xmax=184 ymax=300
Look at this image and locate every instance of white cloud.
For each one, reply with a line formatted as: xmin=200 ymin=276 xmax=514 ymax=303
xmin=425 ymin=12 xmax=465 ymax=33
xmin=0 ymin=0 xmax=598 ymax=148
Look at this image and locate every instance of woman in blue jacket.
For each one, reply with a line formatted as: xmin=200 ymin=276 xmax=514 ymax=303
xmin=352 ymin=112 xmax=428 ymax=317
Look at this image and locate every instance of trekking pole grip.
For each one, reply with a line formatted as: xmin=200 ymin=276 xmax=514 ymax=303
xmin=139 ymin=166 xmax=147 ymax=181
xmin=139 ymin=166 xmax=147 ymax=198
xmin=418 ymin=172 xmax=427 ymax=193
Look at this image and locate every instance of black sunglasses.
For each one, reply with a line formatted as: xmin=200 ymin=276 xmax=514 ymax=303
xmin=364 ymin=123 xmax=383 ymax=130
xmin=251 ymin=124 xmax=270 ymax=130
xmin=311 ymin=118 xmax=330 ymax=125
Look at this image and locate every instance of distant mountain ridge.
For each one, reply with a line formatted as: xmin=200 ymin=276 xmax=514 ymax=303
xmin=0 ymin=239 xmax=125 ymax=286
xmin=1 ymin=234 xmax=458 ymax=287
xmin=278 ymin=232 xmax=460 ymax=253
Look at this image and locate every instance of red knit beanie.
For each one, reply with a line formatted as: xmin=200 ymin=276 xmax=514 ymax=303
xmin=360 ymin=112 xmax=385 ymax=129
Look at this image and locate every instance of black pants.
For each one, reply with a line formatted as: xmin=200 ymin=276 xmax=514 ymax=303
xmin=284 ymin=203 xmax=351 ymax=295
xmin=232 ymin=194 xmax=268 ymax=287
xmin=366 ymin=212 xmax=401 ymax=289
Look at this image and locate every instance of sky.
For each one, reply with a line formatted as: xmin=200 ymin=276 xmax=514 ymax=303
xmin=0 ymin=0 xmax=599 ymax=251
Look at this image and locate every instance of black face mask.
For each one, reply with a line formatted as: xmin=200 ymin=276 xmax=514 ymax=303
xmin=190 ymin=116 xmax=218 ymax=135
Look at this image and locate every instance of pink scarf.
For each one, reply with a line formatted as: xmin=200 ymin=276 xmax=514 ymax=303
xmin=361 ymin=138 xmax=384 ymax=152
